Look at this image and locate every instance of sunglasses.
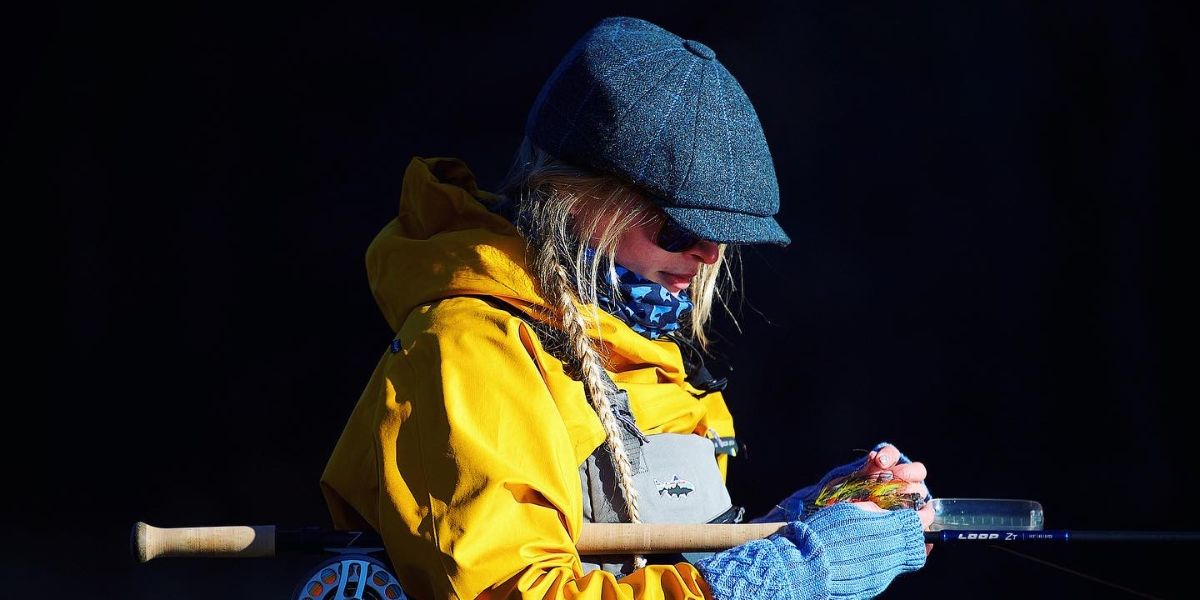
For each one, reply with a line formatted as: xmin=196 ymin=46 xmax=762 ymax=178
xmin=655 ymin=216 xmax=706 ymax=253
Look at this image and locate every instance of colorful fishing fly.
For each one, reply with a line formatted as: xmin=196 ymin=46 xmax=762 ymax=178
xmin=805 ymin=471 xmax=926 ymax=517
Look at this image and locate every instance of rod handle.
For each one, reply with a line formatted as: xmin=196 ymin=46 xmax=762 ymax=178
xmin=132 ymin=522 xmax=276 ymax=562
xmin=577 ymin=522 xmax=787 ymax=554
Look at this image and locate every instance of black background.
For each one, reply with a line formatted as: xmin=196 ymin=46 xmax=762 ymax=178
xmin=25 ymin=1 xmax=1198 ymax=598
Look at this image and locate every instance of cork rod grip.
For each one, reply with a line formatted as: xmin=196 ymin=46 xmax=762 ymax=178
xmin=575 ymin=522 xmax=788 ymax=554
xmin=132 ymin=522 xmax=276 ymax=563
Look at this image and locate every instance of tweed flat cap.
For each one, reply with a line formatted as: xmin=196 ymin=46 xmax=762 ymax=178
xmin=525 ymin=16 xmax=789 ymax=246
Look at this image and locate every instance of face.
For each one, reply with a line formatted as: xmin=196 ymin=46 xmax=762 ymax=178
xmin=612 ymin=217 xmax=721 ymax=295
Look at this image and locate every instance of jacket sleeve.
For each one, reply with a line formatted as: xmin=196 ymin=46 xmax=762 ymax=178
xmin=338 ymin=297 xmax=715 ymax=600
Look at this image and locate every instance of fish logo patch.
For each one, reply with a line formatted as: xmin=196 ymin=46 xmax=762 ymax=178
xmin=656 ymin=475 xmax=694 ymax=497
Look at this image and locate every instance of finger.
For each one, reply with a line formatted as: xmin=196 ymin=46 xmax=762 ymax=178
xmin=859 ymin=448 xmax=912 ymax=480
xmin=849 ymin=501 xmax=887 ymax=513
xmin=918 ymin=504 xmax=935 ymax=557
xmin=888 ymin=462 xmax=927 ymax=483
xmin=860 ymin=452 xmax=885 ymax=475
xmin=902 ymin=481 xmax=930 ymax=500
xmin=895 ymin=462 xmax=931 ymax=503
xmin=861 ymin=445 xmax=905 ymax=473
xmin=917 ymin=503 xmax=934 ymax=530
xmin=874 ymin=445 xmax=901 ymax=469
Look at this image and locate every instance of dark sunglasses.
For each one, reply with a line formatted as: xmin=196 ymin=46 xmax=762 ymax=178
xmin=655 ymin=216 xmax=705 ymax=253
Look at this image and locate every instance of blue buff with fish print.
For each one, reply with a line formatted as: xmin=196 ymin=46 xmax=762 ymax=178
xmin=589 ymin=249 xmax=693 ymax=339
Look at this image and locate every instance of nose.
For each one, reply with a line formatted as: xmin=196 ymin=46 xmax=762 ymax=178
xmin=687 ymin=240 xmax=721 ymax=264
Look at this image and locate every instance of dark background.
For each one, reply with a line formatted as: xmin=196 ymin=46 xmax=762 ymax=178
xmin=24 ymin=1 xmax=1197 ymax=598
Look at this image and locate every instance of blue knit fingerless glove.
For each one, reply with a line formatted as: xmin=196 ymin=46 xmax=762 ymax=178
xmin=802 ymin=504 xmax=927 ymax=598
xmin=695 ymin=503 xmax=926 ymax=600
xmin=755 ymin=441 xmax=923 ymax=523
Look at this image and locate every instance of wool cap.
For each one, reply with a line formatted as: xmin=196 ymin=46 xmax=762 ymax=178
xmin=525 ymin=16 xmax=790 ymax=246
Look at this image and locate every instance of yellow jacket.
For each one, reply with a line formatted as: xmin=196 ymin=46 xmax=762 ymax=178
xmin=321 ymin=157 xmax=736 ymax=600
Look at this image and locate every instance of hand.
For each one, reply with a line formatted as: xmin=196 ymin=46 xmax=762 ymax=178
xmin=859 ymin=444 xmax=934 ymax=555
xmin=697 ymin=503 xmax=928 ymax=600
xmin=752 ymin=440 xmax=934 ymax=539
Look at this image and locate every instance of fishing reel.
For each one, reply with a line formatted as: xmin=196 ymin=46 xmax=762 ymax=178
xmin=291 ymin=551 xmax=407 ymax=600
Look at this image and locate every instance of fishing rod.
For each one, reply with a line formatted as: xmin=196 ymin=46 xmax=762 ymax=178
xmin=132 ymin=476 xmax=1200 ymax=599
xmin=131 ymin=501 xmax=1200 ymax=600
xmin=130 ymin=498 xmax=1200 ymax=563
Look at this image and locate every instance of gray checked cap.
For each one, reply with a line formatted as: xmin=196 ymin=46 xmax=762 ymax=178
xmin=525 ymin=16 xmax=789 ymax=246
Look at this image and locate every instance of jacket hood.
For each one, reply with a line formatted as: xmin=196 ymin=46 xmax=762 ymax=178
xmin=367 ymin=157 xmax=548 ymax=333
xmin=370 ymin=156 xmax=689 ymax=360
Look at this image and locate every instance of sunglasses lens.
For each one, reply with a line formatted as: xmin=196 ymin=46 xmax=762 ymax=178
xmin=657 ymin=218 xmax=702 ymax=252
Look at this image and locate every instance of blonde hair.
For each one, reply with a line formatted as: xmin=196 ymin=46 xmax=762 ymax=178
xmin=499 ymin=138 xmax=739 ymax=345
xmin=498 ymin=138 xmax=740 ymax=567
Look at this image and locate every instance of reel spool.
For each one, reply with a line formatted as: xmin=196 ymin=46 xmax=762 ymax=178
xmin=291 ymin=553 xmax=407 ymax=600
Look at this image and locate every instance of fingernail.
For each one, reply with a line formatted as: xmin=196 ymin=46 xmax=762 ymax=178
xmin=878 ymin=453 xmax=893 ymax=468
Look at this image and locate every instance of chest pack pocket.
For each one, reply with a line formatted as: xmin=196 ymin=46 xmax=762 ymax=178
xmin=579 ymin=431 xmax=744 ymax=576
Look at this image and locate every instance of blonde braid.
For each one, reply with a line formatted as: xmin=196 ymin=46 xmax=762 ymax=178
xmin=537 ymin=247 xmax=648 ymax=569
xmin=501 ymin=139 xmax=740 ymax=571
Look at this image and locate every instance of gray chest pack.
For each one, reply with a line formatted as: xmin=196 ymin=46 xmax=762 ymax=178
xmin=577 ymin=380 xmax=743 ymax=577
xmin=579 ymin=432 xmax=743 ymax=575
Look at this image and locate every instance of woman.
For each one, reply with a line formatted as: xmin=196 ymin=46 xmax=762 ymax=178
xmin=321 ymin=16 xmax=932 ymax=600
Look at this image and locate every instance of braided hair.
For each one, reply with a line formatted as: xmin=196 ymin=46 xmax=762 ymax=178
xmin=498 ymin=138 xmax=738 ymax=568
